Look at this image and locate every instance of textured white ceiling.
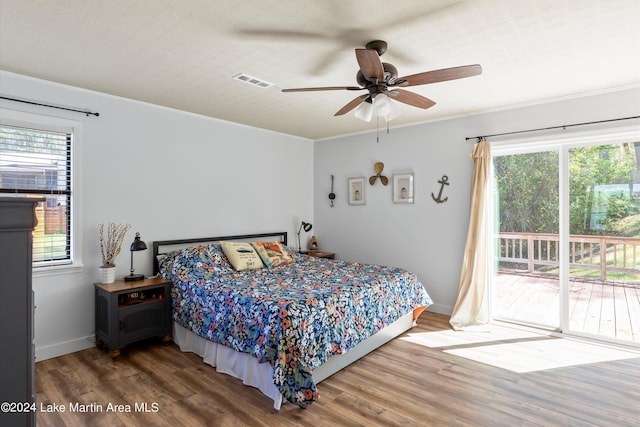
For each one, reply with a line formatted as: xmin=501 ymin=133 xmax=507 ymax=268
xmin=1 ymin=0 xmax=639 ymax=140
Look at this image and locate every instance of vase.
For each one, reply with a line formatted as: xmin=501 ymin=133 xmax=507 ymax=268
xmin=99 ymin=266 xmax=116 ymax=284
xmin=308 ymin=235 xmax=318 ymax=251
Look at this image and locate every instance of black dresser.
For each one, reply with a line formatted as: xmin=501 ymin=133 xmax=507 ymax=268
xmin=0 ymin=197 xmax=41 ymax=426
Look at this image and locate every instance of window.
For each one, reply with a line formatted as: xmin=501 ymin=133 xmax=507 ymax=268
xmin=0 ymin=119 xmax=74 ymax=267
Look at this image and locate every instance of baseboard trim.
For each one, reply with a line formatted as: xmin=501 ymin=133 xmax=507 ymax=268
xmin=426 ymin=303 xmax=452 ymax=316
xmin=36 ymin=335 xmax=94 ymax=362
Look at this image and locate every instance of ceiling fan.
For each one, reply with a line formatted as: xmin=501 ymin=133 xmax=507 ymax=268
xmin=282 ymin=40 xmax=482 ymax=120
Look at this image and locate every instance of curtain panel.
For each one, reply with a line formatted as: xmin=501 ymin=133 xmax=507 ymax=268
xmin=449 ymin=140 xmax=490 ymax=330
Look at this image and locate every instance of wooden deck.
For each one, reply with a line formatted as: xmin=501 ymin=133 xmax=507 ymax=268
xmin=494 ymin=271 xmax=640 ymax=344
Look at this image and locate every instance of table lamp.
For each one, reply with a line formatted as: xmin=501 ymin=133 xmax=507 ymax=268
xmin=124 ymin=232 xmax=147 ymax=281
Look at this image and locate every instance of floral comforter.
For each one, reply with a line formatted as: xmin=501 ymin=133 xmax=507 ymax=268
xmin=159 ymin=243 xmax=432 ymax=407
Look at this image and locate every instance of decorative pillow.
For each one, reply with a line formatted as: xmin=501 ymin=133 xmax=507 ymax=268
xmin=220 ymin=241 xmax=265 ymax=271
xmin=204 ymin=243 xmax=234 ymax=274
xmin=158 ymin=243 xmax=233 ymax=279
xmin=251 ymin=241 xmax=294 ymax=268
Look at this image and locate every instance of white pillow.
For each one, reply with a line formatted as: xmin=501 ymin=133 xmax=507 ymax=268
xmin=220 ymin=241 xmax=265 ymax=271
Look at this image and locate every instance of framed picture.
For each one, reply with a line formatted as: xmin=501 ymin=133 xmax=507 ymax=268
xmin=348 ymin=177 xmax=366 ymax=205
xmin=393 ymin=173 xmax=414 ymax=204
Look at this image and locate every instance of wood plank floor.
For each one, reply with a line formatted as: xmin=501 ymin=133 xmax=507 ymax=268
xmin=35 ymin=312 xmax=640 ymax=426
xmin=495 ymin=272 xmax=640 ymax=343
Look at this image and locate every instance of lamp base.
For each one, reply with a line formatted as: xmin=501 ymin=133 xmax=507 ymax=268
xmin=124 ymin=273 xmax=145 ymax=282
xmin=299 ymin=251 xmax=308 ymax=254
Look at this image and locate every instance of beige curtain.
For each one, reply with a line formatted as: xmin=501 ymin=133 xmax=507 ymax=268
xmin=450 ymin=140 xmax=491 ymax=330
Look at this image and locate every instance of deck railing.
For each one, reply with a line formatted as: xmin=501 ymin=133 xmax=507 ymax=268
xmin=497 ymin=232 xmax=640 ymax=281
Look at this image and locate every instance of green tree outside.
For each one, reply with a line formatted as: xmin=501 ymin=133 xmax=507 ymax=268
xmin=494 ymin=143 xmax=638 ymax=237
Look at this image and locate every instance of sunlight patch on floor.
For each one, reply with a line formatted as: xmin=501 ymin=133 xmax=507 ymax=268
xmin=444 ymin=338 xmax=640 ymax=373
xmin=400 ymin=323 xmax=543 ymax=348
xmin=402 ymin=320 xmax=640 ymax=373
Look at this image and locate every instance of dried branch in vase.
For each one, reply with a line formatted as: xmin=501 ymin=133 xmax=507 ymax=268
xmin=99 ymin=222 xmax=131 ymax=268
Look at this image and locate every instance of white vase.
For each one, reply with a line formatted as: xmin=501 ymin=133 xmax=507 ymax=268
xmin=99 ymin=266 xmax=116 ymax=284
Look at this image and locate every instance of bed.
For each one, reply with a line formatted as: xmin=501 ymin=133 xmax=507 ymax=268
xmin=153 ymin=232 xmax=432 ymax=409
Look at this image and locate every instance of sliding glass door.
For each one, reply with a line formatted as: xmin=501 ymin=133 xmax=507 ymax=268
xmin=567 ymin=143 xmax=639 ymax=342
xmin=490 ymin=130 xmax=640 ymax=345
xmin=492 ymin=149 xmax=560 ymax=330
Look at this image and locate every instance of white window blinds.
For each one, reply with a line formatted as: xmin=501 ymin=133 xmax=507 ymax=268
xmin=0 ymin=124 xmax=72 ymax=264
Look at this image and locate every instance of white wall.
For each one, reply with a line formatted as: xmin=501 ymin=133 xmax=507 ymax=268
xmin=313 ymin=87 xmax=640 ymax=314
xmin=0 ymin=71 xmax=313 ymax=360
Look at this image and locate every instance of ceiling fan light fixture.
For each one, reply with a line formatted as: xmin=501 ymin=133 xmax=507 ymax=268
xmin=374 ymin=95 xmax=401 ymax=121
xmin=354 ymin=100 xmax=374 ymax=122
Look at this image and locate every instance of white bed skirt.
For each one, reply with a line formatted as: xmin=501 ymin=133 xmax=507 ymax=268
xmin=172 ymin=312 xmax=415 ymax=410
xmin=172 ymin=322 xmax=284 ymax=409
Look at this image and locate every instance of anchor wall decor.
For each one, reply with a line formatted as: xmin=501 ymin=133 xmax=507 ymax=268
xmin=432 ymin=175 xmax=450 ymax=203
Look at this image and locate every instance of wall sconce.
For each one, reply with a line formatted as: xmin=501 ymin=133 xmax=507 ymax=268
xmin=124 ymin=232 xmax=147 ymax=281
xmin=297 ymin=221 xmax=312 ymax=254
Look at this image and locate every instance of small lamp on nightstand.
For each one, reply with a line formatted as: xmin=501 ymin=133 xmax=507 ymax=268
xmin=124 ymin=232 xmax=147 ymax=282
xmin=297 ymin=221 xmax=312 ymax=254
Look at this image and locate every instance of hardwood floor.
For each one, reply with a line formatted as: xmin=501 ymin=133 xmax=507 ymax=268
xmin=35 ymin=312 xmax=640 ymax=426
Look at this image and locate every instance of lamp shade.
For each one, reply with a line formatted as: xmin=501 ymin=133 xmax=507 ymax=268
xmin=374 ymin=95 xmax=401 ymax=121
xmin=354 ymin=95 xmax=400 ymax=122
xmin=130 ymin=232 xmax=147 ymax=251
xmin=354 ymin=100 xmax=374 ymax=122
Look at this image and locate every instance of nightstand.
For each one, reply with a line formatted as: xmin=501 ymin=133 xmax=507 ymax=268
xmin=307 ymin=251 xmax=335 ymax=259
xmin=95 ymin=276 xmax=172 ymax=360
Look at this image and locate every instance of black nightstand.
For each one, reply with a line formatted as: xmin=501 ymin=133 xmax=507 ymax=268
xmin=94 ymin=276 xmax=171 ymax=360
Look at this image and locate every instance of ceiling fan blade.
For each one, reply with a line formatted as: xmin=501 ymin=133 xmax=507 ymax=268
xmin=282 ymin=86 xmax=363 ymax=92
xmin=399 ymin=64 xmax=482 ymax=87
xmin=334 ymin=94 xmax=368 ymax=116
xmin=355 ymin=48 xmax=384 ymax=82
xmin=388 ymin=89 xmax=436 ymax=109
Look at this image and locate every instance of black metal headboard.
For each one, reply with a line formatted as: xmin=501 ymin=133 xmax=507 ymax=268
xmin=152 ymin=231 xmax=288 ymax=276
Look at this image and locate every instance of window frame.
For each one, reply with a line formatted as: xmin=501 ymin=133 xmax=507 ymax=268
xmin=0 ymin=108 xmax=83 ymax=274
